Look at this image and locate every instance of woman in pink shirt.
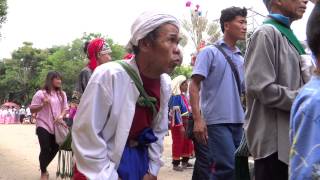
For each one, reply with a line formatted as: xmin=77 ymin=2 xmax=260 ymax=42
xmin=30 ymin=71 xmax=68 ymax=180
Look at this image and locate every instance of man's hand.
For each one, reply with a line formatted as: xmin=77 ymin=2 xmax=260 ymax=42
xmin=143 ymin=173 xmax=157 ymax=180
xmin=193 ymin=118 xmax=208 ymax=145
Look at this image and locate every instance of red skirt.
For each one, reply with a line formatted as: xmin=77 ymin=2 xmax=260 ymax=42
xmin=171 ymin=119 xmax=194 ymax=160
xmin=73 ymin=164 xmax=87 ymax=180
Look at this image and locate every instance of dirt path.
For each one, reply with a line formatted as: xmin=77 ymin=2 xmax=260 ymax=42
xmin=0 ymin=125 xmax=192 ymax=180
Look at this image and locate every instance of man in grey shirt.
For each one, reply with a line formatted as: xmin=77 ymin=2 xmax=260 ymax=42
xmin=244 ymin=0 xmax=308 ymax=179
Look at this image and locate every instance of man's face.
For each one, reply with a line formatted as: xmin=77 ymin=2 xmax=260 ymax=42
xmin=97 ymin=51 xmax=112 ymax=65
xmin=225 ymin=16 xmax=247 ymax=41
xmin=148 ymin=24 xmax=182 ymax=74
xmin=279 ymin=0 xmax=308 ymax=20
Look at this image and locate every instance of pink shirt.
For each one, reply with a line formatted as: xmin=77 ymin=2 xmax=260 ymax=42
xmin=31 ymin=90 xmax=68 ymax=134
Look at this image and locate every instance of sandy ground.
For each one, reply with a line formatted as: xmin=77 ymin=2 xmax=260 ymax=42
xmin=0 ymin=125 xmax=193 ymax=180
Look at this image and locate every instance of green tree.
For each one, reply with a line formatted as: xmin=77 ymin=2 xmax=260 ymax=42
xmin=38 ymin=43 xmax=86 ymax=99
xmin=0 ymin=34 xmax=125 ymax=105
xmin=170 ymin=65 xmax=193 ymax=79
xmin=0 ymin=0 xmax=7 ymax=37
xmin=0 ymin=42 xmax=49 ymax=104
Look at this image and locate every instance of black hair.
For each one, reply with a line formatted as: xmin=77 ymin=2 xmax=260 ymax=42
xmin=83 ymin=41 xmax=90 ymax=58
xmin=132 ymin=25 xmax=162 ymax=55
xmin=43 ymin=71 xmax=65 ymax=104
xmin=220 ymin=7 xmax=247 ymax=33
xmin=306 ymin=2 xmax=320 ymax=59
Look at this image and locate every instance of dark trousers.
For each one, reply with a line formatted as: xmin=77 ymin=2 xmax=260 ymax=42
xmin=207 ymin=123 xmax=243 ymax=180
xmin=192 ymin=138 xmax=211 ymax=180
xmin=36 ymin=127 xmax=59 ymax=173
xmin=255 ymin=153 xmax=288 ymax=180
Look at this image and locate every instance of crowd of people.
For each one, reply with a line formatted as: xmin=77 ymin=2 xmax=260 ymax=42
xmin=9 ymin=0 xmax=320 ymax=179
xmin=0 ymin=105 xmax=32 ymax=124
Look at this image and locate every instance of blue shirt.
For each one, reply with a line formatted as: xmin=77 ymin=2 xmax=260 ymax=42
xmin=290 ymin=75 xmax=320 ymax=180
xmin=192 ymin=39 xmax=245 ymax=125
xmin=168 ymin=95 xmax=188 ymax=126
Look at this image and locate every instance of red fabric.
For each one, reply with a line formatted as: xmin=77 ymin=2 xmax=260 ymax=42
xmin=171 ymin=117 xmax=194 ymax=160
xmin=73 ymin=164 xmax=87 ymax=180
xmin=181 ymin=94 xmax=191 ymax=112
xmin=128 ymin=73 xmax=161 ymax=140
xmin=171 ymin=95 xmax=194 ymax=160
xmin=123 ymin=53 xmax=135 ymax=60
xmin=87 ymin=38 xmax=105 ymax=71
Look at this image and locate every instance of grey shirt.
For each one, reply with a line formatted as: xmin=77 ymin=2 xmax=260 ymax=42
xmin=244 ymin=24 xmax=304 ymax=164
xmin=72 ymin=67 xmax=93 ymax=103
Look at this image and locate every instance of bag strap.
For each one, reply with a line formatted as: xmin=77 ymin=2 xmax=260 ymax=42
xmin=43 ymin=91 xmax=66 ymax=127
xmin=43 ymin=91 xmax=55 ymax=121
xmin=116 ymin=60 xmax=158 ymax=118
xmin=214 ymin=44 xmax=242 ymax=96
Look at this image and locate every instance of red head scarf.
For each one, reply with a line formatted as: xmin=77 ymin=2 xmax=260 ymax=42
xmin=87 ymin=38 xmax=109 ymax=71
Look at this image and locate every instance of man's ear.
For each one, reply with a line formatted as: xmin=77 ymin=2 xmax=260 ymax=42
xmin=273 ymin=0 xmax=282 ymax=7
xmin=138 ymin=39 xmax=152 ymax=52
xmin=224 ymin=22 xmax=229 ymax=32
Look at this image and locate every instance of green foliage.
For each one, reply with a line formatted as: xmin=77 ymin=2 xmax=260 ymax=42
xmin=106 ymin=39 xmax=126 ymax=60
xmin=170 ymin=65 xmax=193 ymax=79
xmin=0 ymin=42 xmax=49 ymax=104
xmin=0 ymin=0 xmax=7 ymax=37
xmin=0 ymin=34 xmax=125 ymax=105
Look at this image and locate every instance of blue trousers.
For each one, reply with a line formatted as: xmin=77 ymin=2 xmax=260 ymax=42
xmin=207 ymin=123 xmax=243 ymax=180
xmin=192 ymin=138 xmax=211 ymax=180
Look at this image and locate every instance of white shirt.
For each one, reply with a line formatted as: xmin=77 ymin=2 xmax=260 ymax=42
xmin=26 ymin=108 xmax=31 ymax=116
xmin=72 ymin=59 xmax=171 ymax=180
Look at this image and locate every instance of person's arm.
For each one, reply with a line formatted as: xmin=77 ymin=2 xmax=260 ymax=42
xmin=72 ymin=74 xmax=118 ymax=179
xmin=189 ymin=75 xmax=208 ymax=145
xmin=245 ymin=27 xmax=298 ymax=111
xmin=147 ymin=108 xmax=168 ymax=179
xmin=30 ymin=91 xmax=49 ymax=114
xmin=147 ymin=75 xmax=170 ymax=179
xmin=56 ymin=92 xmax=69 ymax=121
xmin=188 ymin=47 xmax=213 ymax=145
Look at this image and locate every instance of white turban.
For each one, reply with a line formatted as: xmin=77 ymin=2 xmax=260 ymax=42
xmin=171 ymin=75 xmax=187 ymax=96
xmin=126 ymin=11 xmax=180 ymax=51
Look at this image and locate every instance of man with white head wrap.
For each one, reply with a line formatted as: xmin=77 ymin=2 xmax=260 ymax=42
xmin=126 ymin=11 xmax=180 ymax=51
xmin=72 ymin=11 xmax=182 ymax=180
